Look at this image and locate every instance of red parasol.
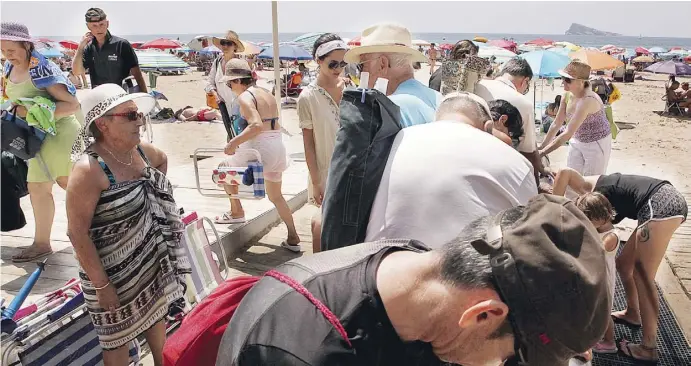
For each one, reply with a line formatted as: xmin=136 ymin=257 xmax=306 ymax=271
xmin=59 ymin=40 xmax=79 ymax=50
xmin=440 ymin=43 xmax=454 ymax=51
xmin=525 ymin=38 xmax=553 ymax=46
xmin=670 ymin=47 xmax=683 ymax=51
xmin=139 ymin=38 xmax=181 ymax=50
xmin=488 ymin=39 xmax=517 ymax=53
xmin=635 ymin=47 xmax=650 ymax=55
xmin=347 ymin=36 xmax=361 ymax=46
xmin=131 ymin=42 xmax=144 ymax=49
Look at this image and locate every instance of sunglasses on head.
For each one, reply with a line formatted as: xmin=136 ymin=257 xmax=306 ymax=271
xmin=105 ymin=111 xmax=144 ymax=121
xmin=220 ymin=39 xmax=235 ymax=47
xmin=328 ymin=60 xmax=348 ymax=70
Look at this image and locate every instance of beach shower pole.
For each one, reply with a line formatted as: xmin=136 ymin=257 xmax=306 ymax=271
xmin=271 ymin=1 xmax=282 ymax=119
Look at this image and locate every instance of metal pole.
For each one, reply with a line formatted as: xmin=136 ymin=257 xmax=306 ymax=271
xmin=271 ymin=1 xmax=282 ymax=119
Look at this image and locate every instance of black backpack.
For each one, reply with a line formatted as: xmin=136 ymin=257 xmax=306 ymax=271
xmin=591 ymin=78 xmax=613 ymax=104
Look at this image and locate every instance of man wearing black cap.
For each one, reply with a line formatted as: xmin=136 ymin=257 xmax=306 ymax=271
xmin=216 ymin=194 xmax=610 ymax=365
xmin=72 ymin=8 xmax=147 ymax=92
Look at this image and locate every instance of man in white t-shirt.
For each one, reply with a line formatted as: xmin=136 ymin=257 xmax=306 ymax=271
xmin=365 ymin=94 xmax=538 ymax=248
xmin=474 ymin=58 xmax=549 ymax=187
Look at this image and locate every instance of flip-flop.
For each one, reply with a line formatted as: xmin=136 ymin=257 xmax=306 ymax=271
xmin=592 ymin=341 xmax=618 ymax=354
xmin=12 ymin=248 xmax=53 ymax=263
xmin=611 ymin=314 xmax=642 ymax=328
xmin=214 ymin=212 xmax=246 ymax=225
xmin=619 ymin=339 xmax=658 ymax=365
xmin=280 ymin=241 xmax=301 ymax=253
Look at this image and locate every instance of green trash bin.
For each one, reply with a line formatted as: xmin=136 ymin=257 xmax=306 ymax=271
xmin=148 ymin=71 xmax=162 ymax=89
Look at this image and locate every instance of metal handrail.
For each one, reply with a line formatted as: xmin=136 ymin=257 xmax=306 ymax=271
xmin=192 ymin=147 xmax=265 ymax=200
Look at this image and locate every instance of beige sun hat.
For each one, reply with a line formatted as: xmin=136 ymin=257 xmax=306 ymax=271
xmin=558 ymin=60 xmax=592 ymax=80
xmin=343 ymin=23 xmax=428 ymax=64
xmin=220 ymin=59 xmax=253 ymax=83
xmin=212 ymin=30 xmax=245 ymax=53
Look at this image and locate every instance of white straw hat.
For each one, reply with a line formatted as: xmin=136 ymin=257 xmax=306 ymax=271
xmin=81 ymin=84 xmax=155 ymax=131
xmin=343 ymin=23 xmax=428 ymax=64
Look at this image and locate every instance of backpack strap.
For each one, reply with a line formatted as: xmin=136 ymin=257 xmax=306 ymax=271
xmin=265 ymin=269 xmax=352 ymax=348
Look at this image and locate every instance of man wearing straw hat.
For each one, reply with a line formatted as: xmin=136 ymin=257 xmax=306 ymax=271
xmin=343 ymin=23 xmax=442 ymax=128
xmin=72 ymin=8 xmax=147 ymax=93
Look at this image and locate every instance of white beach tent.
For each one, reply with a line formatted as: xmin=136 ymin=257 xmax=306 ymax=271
xmin=187 ymin=35 xmax=211 ymax=51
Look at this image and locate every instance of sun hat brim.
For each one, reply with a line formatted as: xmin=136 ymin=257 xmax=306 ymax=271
xmin=557 ymin=69 xmax=583 ymax=80
xmin=343 ymin=44 xmax=428 ymax=64
xmin=0 ymin=34 xmax=34 ymax=43
xmin=212 ymin=37 xmax=245 ymax=53
xmin=84 ymin=93 xmax=156 ymax=131
xmin=219 ymin=74 xmax=251 ymax=83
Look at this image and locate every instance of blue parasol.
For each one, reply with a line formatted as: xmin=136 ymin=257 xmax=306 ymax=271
xmin=257 ymin=43 xmax=312 ymax=61
xmin=292 ymin=32 xmax=327 ymax=55
xmin=518 ymin=50 xmax=571 ymax=78
xmin=38 ymin=47 xmax=63 ymax=58
xmin=199 ymin=45 xmax=221 ymax=54
xmin=648 ymin=46 xmax=667 ymax=54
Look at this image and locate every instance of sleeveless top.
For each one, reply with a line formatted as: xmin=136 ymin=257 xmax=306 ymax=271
xmin=567 ymin=95 xmax=611 ymax=143
xmin=594 ymin=173 xmax=669 ymax=224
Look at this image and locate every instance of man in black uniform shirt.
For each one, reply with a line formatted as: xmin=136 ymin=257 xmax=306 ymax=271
xmin=72 ymin=8 xmax=147 ymax=92
xmin=216 ymin=195 xmax=611 ymax=366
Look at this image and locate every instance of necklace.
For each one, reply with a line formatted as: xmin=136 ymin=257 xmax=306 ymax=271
xmin=103 ymin=146 xmax=133 ymax=166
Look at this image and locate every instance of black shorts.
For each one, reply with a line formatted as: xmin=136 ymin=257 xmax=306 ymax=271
xmin=637 ymin=183 xmax=688 ymax=228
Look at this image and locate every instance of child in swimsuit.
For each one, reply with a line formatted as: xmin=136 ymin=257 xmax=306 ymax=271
xmin=174 ymin=106 xmax=221 ymax=122
xmin=575 ymin=192 xmax=620 ymax=355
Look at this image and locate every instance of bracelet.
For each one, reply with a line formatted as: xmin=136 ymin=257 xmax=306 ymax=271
xmin=93 ymin=281 xmax=110 ymax=290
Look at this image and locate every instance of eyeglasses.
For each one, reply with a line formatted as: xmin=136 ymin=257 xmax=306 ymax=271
xmin=220 ymin=40 xmax=236 ymax=47
xmin=522 ymin=79 xmax=531 ymax=95
xmin=328 ymin=60 xmax=348 ymax=70
xmin=105 ymin=111 xmax=144 ymax=121
xmin=356 ymin=56 xmax=382 ymax=73
xmin=563 ymin=77 xmax=572 ymax=84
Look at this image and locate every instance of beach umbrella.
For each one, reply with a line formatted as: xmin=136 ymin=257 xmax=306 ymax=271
xmin=440 ymin=43 xmax=454 ymax=51
xmin=622 ymin=48 xmax=637 ymax=58
xmin=473 ymin=36 xmax=488 ymax=43
xmin=412 ymin=39 xmax=431 ymax=46
xmin=644 ymin=60 xmax=691 ymax=76
xmin=668 ymin=49 xmax=690 ymax=56
xmin=199 ymin=45 xmax=221 ymax=54
xmin=38 ymin=46 xmax=63 ymax=58
xmin=59 ymin=40 xmax=78 ymax=50
xmin=526 ymin=38 xmax=554 ymax=46
xmin=632 ymin=55 xmax=654 ymax=63
xmin=648 ymin=46 xmax=667 ymax=54
xmin=548 ymin=47 xmax=571 ymax=57
xmin=600 ymin=44 xmax=618 ymax=51
xmin=635 ymin=47 xmax=650 ymax=55
xmin=238 ymin=41 xmax=263 ymax=55
xmin=135 ymin=50 xmax=190 ymax=71
xmin=139 ymin=38 xmax=181 ymax=50
xmin=187 ymin=35 xmax=211 ymax=51
xmin=174 ymin=46 xmax=192 ymax=53
xmin=684 ymin=55 xmax=691 ymax=63
xmin=518 ymin=50 xmax=571 ymax=78
xmin=478 ymin=46 xmax=516 ymax=63
xmin=554 ymin=41 xmax=581 ymax=51
xmin=291 ymin=32 xmax=327 ymax=54
xmin=257 ymin=43 xmax=312 ymax=61
xmin=568 ymin=49 xmax=624 ymax=71
xmin=347 ymin=36 xmax=361 ymax=46
xmin=488 ymin=39 xmax=517 ymax=52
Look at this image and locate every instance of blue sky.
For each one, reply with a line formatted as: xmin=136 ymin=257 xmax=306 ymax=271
xmin=2 ymin=1 xmax=690 ymax=38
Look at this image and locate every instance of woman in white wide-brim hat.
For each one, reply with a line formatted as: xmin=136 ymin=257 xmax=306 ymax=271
xmin=66 ymin=83 xmax=190 ymax=363
xmin=205 ymin=30 xmax=245 ymax=118
xmin=539 ymin=60 xmax=612 ymax=176
xmin=1 ymin=21 xmax=82 ymax=263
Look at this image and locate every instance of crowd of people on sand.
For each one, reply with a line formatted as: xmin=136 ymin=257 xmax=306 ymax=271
xmin=1 ymin=6 xmax=689 ymax=366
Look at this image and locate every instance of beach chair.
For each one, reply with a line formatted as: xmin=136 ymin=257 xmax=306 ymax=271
xmin=192 ymin=148 xmax=266 ymax=200
xmin=662 ymin=88 xmax=684 ymax=116
xmin=1 ymin=281 xmax=140 ymax=366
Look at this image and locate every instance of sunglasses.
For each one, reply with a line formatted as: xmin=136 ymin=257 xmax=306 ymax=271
xmin=105 ymin=111 xmax=144 ymax=121
xmin=563 ymin=77 xmax=572 ymax=84
xmin=356 ymin=56 xmax=383 ymax=73
xmin=328 ymin=60 xmax=348 ymax=70
xmin=220 ymin=39 xmax=236 ymax=47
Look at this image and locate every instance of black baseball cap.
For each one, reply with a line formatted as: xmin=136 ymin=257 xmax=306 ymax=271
xmin=470 ymin=194 xmax=610 ymax=365
xmin=85 ymin=8 xmax=106 ymax=22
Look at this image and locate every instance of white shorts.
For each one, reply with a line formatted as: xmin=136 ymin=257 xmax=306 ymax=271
xmin=220 ymin=131 xmax=287 ymax=182
xmin=567 ymin=135 xmax=612 ymax=176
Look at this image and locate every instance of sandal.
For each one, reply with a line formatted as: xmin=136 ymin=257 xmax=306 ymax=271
xmin=612 ymin=313 xmax=642 ymax=328
xmin=592 ymin=340 xmax=618 ymax=354
xmin=619 ymin=339 xmax=658 ymax=365
xmin=280 ymin=241 xmax=301 ymax=253
xmin=214 ymin=212 xmax=246 ymax=225
xmin=12 ymin=246 xmax=53 ymax=263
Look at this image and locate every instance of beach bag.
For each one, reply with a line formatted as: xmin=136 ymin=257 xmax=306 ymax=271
xmin=162 ymin=270 xmax=352 ymax=366
xmin=440 ymin=56 xmax=490 ymax=95
xmin=1 ymin=106 xmax=46 ymax=160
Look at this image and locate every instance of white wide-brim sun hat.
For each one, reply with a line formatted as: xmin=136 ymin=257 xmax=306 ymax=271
xmin=343 ymin=23 xmax=428 ymax=64
xmin=81 ymin=84 xmax=156 ymax=131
